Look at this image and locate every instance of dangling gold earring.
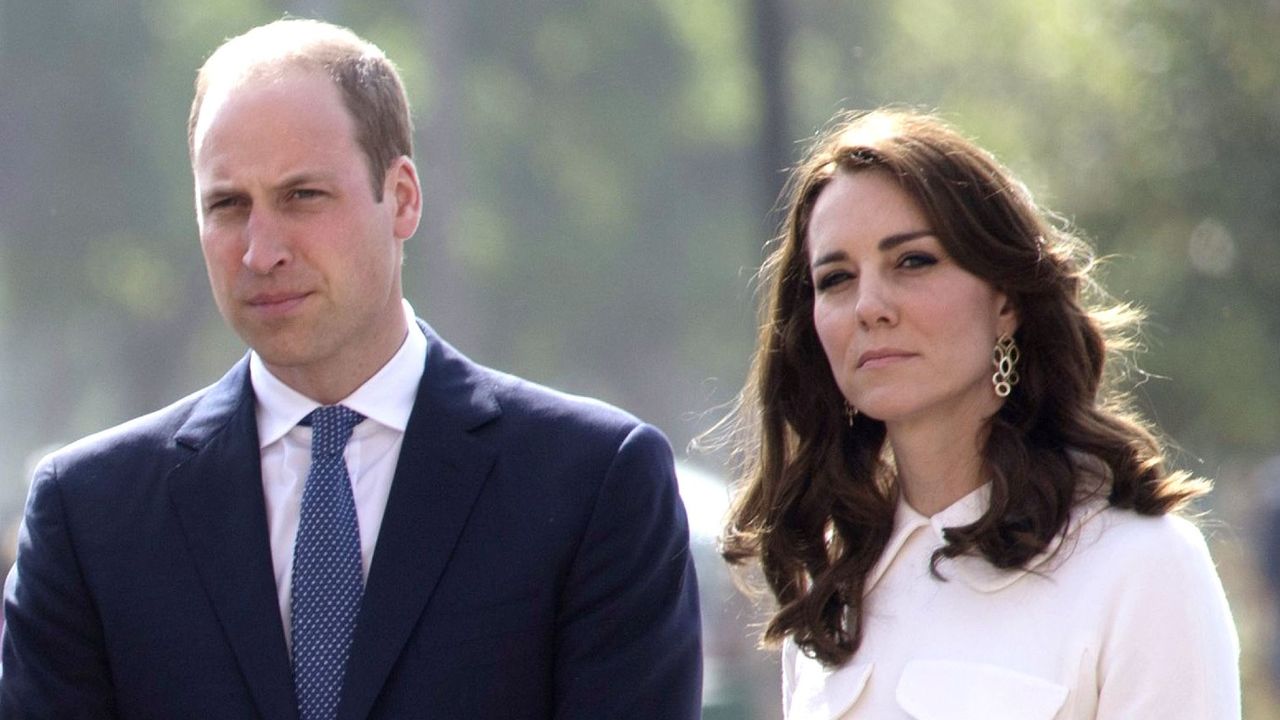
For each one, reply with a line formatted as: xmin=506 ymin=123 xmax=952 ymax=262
xmin=845 ymin=402 xmax=858 ymax=427
xmin=992 ymin=333 xmax=1020 ymax=398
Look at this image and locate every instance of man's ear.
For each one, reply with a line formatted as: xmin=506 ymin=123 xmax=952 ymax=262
xmin=386 ymin=156 xmax=422 ymax=241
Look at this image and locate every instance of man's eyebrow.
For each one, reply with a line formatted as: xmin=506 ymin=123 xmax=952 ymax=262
xmin=199 ymin=171 xmax=337 ymax=205
xmin=811 ymin=230 xmax=934 ymax=269
xmin=276 ymin=172 xmax=332 ymax=190
xmin=199 ymin=185 xmax=241 ymax=204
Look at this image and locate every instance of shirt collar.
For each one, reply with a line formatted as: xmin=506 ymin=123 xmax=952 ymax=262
xmin=250 ymin=299 xmax=427 ymax=448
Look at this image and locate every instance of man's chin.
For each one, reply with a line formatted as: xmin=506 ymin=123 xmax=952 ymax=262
xmin=238 ymin=328 xmax=320 ymax=369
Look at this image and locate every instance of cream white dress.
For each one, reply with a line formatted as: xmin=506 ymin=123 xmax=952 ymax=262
xmin=782 ymin=485 xmax=1240 ymax=719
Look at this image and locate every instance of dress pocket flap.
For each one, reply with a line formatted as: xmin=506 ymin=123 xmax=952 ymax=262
xmin=896 ymin=659 xmax=1067 ymax=720
xmin=790 ymin=656 xmax=873 ymax=720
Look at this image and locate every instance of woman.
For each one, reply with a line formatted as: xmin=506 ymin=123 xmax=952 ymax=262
xmin=719 ymin=109 xmax=1239 ymax=719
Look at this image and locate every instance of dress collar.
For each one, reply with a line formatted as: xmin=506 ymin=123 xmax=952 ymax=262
xmin=864 ymin=480 xmax=1110 ymax=594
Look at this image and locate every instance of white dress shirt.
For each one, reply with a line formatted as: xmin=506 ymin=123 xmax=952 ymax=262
xmin=782 ymin=483 xmax=1241 ymax=719
xmin=250 ymin=301 xmax=426 ymax=649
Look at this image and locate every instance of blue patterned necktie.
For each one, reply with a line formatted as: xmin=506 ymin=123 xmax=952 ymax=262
xmin=291 ymin=405 xmax=365 ymax=720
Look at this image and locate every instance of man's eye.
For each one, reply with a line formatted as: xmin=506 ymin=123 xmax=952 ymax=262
xmin=291 ymin=189 xmax=324 ymax=200
xmin=207 ymin=197 xmax=245 ymax=212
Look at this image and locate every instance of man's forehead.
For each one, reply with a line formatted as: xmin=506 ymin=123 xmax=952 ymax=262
xmin=192 ymin=67 xmax=340 ymax=162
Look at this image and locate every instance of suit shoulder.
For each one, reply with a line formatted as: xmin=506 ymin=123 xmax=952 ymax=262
xmin=483 ymin=367 xmax=645 ymax=437
xmin=422 ymin=324 xmax=650 ymax=444
xmin=36 ymin=385 xmax=210 ymax=477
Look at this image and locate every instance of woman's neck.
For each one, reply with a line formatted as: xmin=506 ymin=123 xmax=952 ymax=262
xmin=887 ymin=411 xmax=990 ymax=517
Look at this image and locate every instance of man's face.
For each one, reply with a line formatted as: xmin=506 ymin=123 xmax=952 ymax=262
xmin=192 ymin=69 xmax=420 ymax=399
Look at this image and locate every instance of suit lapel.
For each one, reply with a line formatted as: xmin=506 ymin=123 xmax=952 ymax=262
xmin=339 ymin=323 xmax=499 ymax=720
xmin=167 ymin=358 xmax=299 ymax=720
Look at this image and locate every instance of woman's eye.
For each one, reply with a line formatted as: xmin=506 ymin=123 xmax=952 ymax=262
xmin=899 ymin=252 xmax=937 ymax=269
xmin=815 ymin=270 xmax=853 ymax=291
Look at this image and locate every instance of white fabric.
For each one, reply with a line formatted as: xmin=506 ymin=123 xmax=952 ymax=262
xmin=251 ymin=300 xmax=426 ymax=650
xmin=782 ymin=483 xmax=1241 ymax=719
xmin=895 ymin=659 xmax=1068 ymax=719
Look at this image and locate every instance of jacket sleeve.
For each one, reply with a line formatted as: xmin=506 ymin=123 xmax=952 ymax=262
xmin=1094 ymin=515 xmax=1240 ymax=719
xmin=552 ymin=423 xmax=702 ymax=719
xmin=1 ymin=457 xmax=120 ymax=719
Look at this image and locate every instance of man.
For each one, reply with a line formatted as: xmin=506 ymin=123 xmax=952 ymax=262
xmin=0 ymin=19 xmax=701 ymax=719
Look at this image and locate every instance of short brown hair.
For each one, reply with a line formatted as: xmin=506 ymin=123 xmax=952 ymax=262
xmin=188 ymin=18 xmax=413 ymax=200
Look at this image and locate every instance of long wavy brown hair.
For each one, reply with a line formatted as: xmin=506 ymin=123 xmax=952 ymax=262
xmin=718 ymin=108 xmax=1208 ymax=667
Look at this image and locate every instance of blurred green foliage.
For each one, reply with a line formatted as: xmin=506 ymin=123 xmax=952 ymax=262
xmin=1 ymin=0 xmax=1278 ymax=713
xmin=4 ymin=0 xmax=1274 ymax=482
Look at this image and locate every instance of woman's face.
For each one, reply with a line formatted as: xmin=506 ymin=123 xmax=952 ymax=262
xmin=807 ymin=170 xmax=1016 ymax=431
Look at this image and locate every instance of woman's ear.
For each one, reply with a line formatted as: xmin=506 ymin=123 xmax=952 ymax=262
xmin=995 ymin=292 xmax=1019 ymax=338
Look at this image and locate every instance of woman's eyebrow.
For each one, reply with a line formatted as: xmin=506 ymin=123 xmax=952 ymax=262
xmin=811 ymin=230 xmax=934 ymax=269
xmin=877 ymin=229 xmax=933 ymax=251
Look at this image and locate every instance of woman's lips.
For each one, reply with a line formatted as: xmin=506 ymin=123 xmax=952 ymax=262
xmin=857 ymin=349 xmax=915 ymax=369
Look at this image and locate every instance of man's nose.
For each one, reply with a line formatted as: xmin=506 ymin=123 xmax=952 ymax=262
xmin=241 ymin=210 xmax=290 ymax=274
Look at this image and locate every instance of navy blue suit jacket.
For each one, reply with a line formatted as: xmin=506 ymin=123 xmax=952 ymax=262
xmin=0 ymin=323 xmax=702 ymax=719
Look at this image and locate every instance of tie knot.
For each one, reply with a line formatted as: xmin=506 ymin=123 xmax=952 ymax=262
xmin=305 ymin=405 xmax=364 ymax=457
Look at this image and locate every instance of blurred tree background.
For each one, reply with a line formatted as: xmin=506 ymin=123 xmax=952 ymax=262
xmin=2 ymin=0 xmax=1277 ymax=715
